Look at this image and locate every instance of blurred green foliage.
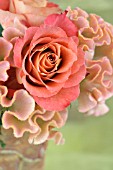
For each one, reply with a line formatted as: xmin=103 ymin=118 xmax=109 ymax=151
xmin=46 ymin=99 xmax=113 ymax=170
xmin=51 ymin=0 xmax=113 ymax=24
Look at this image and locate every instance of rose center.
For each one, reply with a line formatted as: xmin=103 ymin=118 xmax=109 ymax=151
xmin=48 ymin=54 xmax=55 ymax=63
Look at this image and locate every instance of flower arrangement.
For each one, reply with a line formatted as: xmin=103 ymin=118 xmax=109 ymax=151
xmin=0 ymin=0 xmax=113 ymax=161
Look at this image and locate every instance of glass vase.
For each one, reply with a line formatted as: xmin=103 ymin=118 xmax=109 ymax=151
xmin=0 ymin=128 xmax=47 ymax=170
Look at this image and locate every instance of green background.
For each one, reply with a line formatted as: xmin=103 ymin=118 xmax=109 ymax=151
xmin=45 ymin=0 xmax=113 ymax=170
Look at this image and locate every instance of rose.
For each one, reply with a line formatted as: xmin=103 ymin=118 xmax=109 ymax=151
xmin=14 ymin=13 xmax=86 ymax=111
xmin=0 ymin=0 xmax=61 ymax=28
xmin=0 ymin=0 xmax=9 ymax=10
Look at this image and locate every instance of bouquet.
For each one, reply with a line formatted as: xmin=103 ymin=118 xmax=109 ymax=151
xmin=0 ymin=0 xmax=113 ymax=169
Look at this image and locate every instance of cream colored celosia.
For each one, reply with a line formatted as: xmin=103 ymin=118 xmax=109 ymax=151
xmin=67 ymin=7 xmax=113 ymax=59
xmin=2 ymin=105 xmax=68 ymax=145
xmin=67 ymin=7 xmax=113 ymax=115
xmin=78 ymin=57 xmax=113 ymax=115
xmin=28 ymin=106 xmax=68 ymax=145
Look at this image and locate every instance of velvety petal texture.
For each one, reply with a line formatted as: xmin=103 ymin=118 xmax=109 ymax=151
xmin=13 ymin=14 xmax=86 ymax=111
xmin=0 ymin=0 xmax=9 ymax=10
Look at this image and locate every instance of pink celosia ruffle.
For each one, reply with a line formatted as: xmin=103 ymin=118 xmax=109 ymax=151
xmin=78 ymin=57 xmax=113 ymax=115
xmin=67 ymin=7 xmax=113 ymax=60
xmin=1 ymin=87 xmax=35 ymax=117
xmin=2 ymin=105 xmax=68 ymax=145
xmin=28 ymin=106 xmax=68 ymax=145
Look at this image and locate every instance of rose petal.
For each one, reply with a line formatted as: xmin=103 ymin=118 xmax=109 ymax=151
xmin=31 ymin=25 xmax=67 ymax=45
xmin=22 ymin=75 xmax=63 ymax=97
xmin=64 ymin=65 xmax=86 ymax=88
xmin=44 ymin=13 xmax=78 ymax=37
xmin=34 ymin=85 xmax=80 ymax=111
xmin=0 ymin=0 xmax=9 ymax=10
xmin=14 ymin=27 xmax=38 ymax=67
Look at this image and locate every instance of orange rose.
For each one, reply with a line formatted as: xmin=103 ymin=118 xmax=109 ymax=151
xmin=13 ymin=14 xmax=86 ymax=111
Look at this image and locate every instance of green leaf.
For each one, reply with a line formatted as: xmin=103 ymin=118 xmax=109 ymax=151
xmin=0 ymin=106 xmax=9 ymax=126
xmin=0 ymin=140 xmax=6 ymax=148
xmin=0 ymin=25 xmax=3 ymax=37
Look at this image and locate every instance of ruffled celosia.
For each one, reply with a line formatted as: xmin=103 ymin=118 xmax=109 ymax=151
xmin=0 ymin=40 xmax=35 ymax=121
xmin=95 ymin=39 xmax=113 ymax=67
xmin=0 ymin=37 xmax=12 ymax=81
xmin=78 ymin=57 xmax=113 ymax=116
xmin=13 ymin=13 xmax=86 ymax=111
xmin=0 ymin=0 xmax=61 ymax=29
xmin=0 ymin=37 xmax=35 ymax=142
xmin=28 ymin=106 xmax=68 ymax=145
xmin=2 ymin=18 xmax=27 ymax=67
xmin=0 ymin=37 xmax=12 ymax=59
xmin=1 ymin=87 xmax=35 ymax=118
xmin=0 ymin=57 xmax=67 ymax=145
xmin=2 ymin=105 xmax=68 ymax=145
xmin=0 ymin=61 xmax=10 ymax=82
xmin=66 ymin=7 xmax=113 ymax=60
xmin=66 ymin=7 xmax=113 ymax=115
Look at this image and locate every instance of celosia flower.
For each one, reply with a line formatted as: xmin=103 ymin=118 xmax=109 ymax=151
xmin=28 ymin=106 xmax=68 ymax=145
xmin=95 ymin=40 xmax=113 ymax=67
xmin=13 ymin=13 xmax=86 ymax=111
xmin=2 ymin=105 xmax=68 ymax=145
xmin=78 ymin=57 xmax=113 ymax=116
xmin=0 ymin=37 xmax=23 ymax=97
xmin=0 ymin=79 xmax=36 ymax=141
xmin=0 ymin=36 xmax=35 ymax=134
xmin=66 ymin=7 xmax=113 ymax=115
xmin=66 ymin=7 xmax=112 ymax=60
xmin=1 ymin=88 xmax=35 ymax=118
xmin=0 ymin=37 xmax=12 ymax=81
xmin=0 ymin=61 xmax=10 ymax=82
xmin=0 ymin=0 xmax=61 ymax=29
xmin=0 ymin=37 xmax=12 ymax=59
xmin=1 ymin=18 xmax=28 ymax=67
